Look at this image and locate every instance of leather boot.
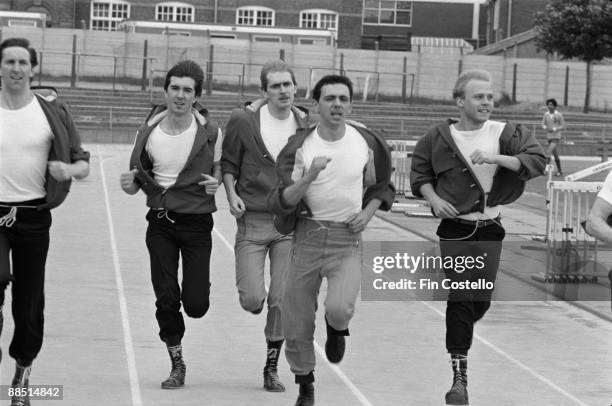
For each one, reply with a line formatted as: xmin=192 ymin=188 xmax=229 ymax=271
xmin=11 ymin=363 xmax=31 ymax=406
xmin=445 ymin=354 xmax=468 ymax=405
xmin=161 ymin=344 xmax=186 ymax=389
xmin=295 ymin=383 xmax=315 ymax=406
xmin=263 ymin=340 xmax=285 ymax=392
xmin=324 ymin=316 xmax=346 ymax=363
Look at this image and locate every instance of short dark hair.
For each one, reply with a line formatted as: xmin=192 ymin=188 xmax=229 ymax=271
xmin=546 ymin=98 xmax=558 ymax=107
xmin=164 ymin=60 xmax=204 ymax=97
xmin=0 ymin=37 xmax=38 ymax=68
xmin=260 ymin=59 xmax=296 ymax=91
xmin=312 ymin=74 xmax=353 ymax=102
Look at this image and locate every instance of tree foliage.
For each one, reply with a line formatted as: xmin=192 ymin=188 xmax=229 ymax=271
xmin=534 ymin=0 xmax=612 ymax=112
xmin=534 ymin=0 xmax=612 ymax=62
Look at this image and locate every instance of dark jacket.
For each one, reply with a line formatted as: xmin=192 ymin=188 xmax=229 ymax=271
xmin=410 ymin=119 xmax=546 ymax=214
xmin=221 ymin=100 xmax=309 ymax=212
xmin=267 ymin=121 xmax=395 ymax=234
xmin=34 ymin=91 xmax=90 ymax=210
xmin=129 ymin=105 xmax=221 ymax=214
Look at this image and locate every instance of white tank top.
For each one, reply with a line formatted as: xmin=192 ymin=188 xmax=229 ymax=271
xmin=146 ymin=117 xmax=197 ymax=188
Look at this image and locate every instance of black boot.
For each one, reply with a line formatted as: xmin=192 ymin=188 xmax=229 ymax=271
xmin=11 ymin=363 xmax=31 ymax=406
xmin=324 ymin=317 xmax=346 ymax=363
xmin=445 ymin=354 xmax=468 ymax=405
xmin=161 ymin=344 xmax=186 ymax=389
xmin=263 ymin=340 xmax=285 ymax=392
xmin=295 ymin=383 xmax=315 ymax=406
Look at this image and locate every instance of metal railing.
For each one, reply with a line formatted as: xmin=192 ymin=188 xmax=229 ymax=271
xmin=37 ymin=50 xmax=156 ymax=91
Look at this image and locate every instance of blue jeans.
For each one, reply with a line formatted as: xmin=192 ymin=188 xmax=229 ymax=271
xmin=282 ymin=218 xmax=362 ymax=377
xmin=235 ymin=211 xmax=292 ymax=341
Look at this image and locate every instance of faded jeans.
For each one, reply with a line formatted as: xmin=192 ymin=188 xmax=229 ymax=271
xmin=235 ymin=211 xmax=292 ymax=341
xmin=282 ymin=217 xmax=362 ymax=377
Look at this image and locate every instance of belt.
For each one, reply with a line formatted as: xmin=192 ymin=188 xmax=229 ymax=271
xmin=449 ymin=217 xmax=500 ymax=228
xmin=299 ymin=217 xmax=352 ymax=229
xmin=0 ymin=198 xmax=46 ymax=208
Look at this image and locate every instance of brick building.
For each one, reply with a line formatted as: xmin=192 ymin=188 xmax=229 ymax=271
xmin=0 ymin=0 xmax=486 ymax=50
xmin=484 ymin=0 xmax=547 ymax=44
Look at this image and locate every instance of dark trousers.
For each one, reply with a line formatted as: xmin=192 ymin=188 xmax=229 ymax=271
xmin=437 ymin=219 xmax=505 ymax=355
xmin=145 ymin=209 xmax=213 ymax=346
xmin=0 ymin=202 xmax=51 ymax=366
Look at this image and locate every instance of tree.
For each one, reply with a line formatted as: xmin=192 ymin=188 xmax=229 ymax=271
xmin=534 ymin=0 xmax=612 ymax=113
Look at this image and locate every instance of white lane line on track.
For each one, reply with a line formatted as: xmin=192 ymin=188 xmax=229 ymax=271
xmin=212 ymin=226 xmax=374 ymax=406
xmin=419 ymin=301 xmax=590 ymax=406
xmin=98 ymin=147 xmax=143 ymax=406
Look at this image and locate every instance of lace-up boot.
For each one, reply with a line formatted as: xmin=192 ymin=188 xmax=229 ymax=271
xmin=11 ymin=363 xmax=31 ymax=406
xmin=445 ymin=354 xmax=468 ymax=405
xmin=161 ymin=344 xmax=186 ymax=389
xmin=295 ymin=383 xmax=315 ymax=406
xmin=263 ymin=340 xmax=285 ymax=392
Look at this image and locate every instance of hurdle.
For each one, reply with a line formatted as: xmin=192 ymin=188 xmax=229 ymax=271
xmin=389 ymin=140 xmax=434 ymax=218
xmin=531 ymin=161 xmax=612 ymax=283
xmin=389 ymin=140 xmax=417 ymax=198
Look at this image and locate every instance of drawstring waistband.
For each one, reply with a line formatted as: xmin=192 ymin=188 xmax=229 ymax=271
xmin=155 ymin=209 xmax=175 ymax=224
xmin=0 ymin=203 xmax=39 ymax=228
xmin=0 ymin=207 xmax=17 ymax=228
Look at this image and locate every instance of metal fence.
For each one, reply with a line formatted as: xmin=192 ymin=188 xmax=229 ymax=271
xmin=36 ymin=50 xmax=155 ymax=91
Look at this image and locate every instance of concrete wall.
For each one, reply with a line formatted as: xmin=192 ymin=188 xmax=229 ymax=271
xmin=3 ymin=26 xmax=612 ymax=109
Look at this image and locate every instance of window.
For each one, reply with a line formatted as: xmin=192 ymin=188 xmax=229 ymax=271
xmin=164 ymin=30 xmax=191 ymax=36
xmin=298 ymin=38 xmax=327 ymax=46
xmin=363 ymin=0 xmax=412 ymax=26
xmin=156 ymin=2 xmax=194 ymax=22
xmin=253 ymin=35 xmax=281 ymax=42
xmin=236 ymin=6 xmax=274 ymax=26
xmin=90 ymin=0 xmax=130 ymax=31
xmin=299 ymin=9 xmax=338 ymax=32
xmin=8 ymin=19 xmax=38 ymax=28
xmin=210 ymin=34 xmax=237 ymax=39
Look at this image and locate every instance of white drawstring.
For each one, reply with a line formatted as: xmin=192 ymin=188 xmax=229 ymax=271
xmin=156 ymin=209 xmax=175 ymax=224
xmin=0 ymin=207 xmax=17 ymax=228
xmin=440 ymin=216 xmax=502 ymax=241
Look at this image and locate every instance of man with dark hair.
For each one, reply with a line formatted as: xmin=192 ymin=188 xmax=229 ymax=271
xmin=120 ymin=59 xmax=222 ymax=390
xmin=541 ymin=97 xmax=565 ymax=176
xmin=0 ymin=37 xmax=38 ymax=69
xmin=410 ymin=69 xmax=546 ymax=405
xmin=0 ymin=37 xmax=90 ymax=406
xmin=268 ymin=74 xmax=394 ymax=406
xmin=221 ymin=59 xmax=308 ymax=392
